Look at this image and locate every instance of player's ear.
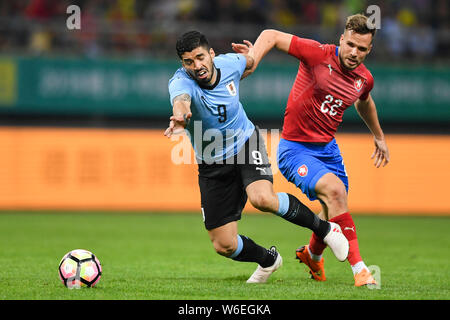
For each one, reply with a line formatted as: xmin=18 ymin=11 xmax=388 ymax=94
xmin=179 ymin=53 xmax=186 ymax=66
xmin=339 ymin=34 xmax=344 ymax=45
xmin=209 ymin=48 xmax=215 ymax=59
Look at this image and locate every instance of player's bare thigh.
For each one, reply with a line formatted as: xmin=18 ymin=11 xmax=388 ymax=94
xmin=208 ymin=221 xmax=238 ymax=257
xmin=245 ymin=179 xmax=278 ymax=213
xmin=314 ymin=172 xmax=348 ymax=219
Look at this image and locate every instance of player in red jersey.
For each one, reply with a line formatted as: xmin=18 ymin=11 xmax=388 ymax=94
xmin=233 ymin=14 xmax=390 ymax=286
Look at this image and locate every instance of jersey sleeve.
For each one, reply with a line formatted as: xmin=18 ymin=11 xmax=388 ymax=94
xmin=288 ymin=36 xmax=329 ymax=66
xmin=168 ymin=75 xmax=194 ymax=106
xmin=359 ymin=73 xmax=374 ymax=101
xmin=222 ymin=53 xmax=247 ymax=78
xmin=235 ymin=53 xmax=248 ymax=77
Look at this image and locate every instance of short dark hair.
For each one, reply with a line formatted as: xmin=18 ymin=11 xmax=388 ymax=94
xmin=345 ymin=14 xmax=376 ymax=39
xmin=176 ymin=31 xmax=210 ymax=59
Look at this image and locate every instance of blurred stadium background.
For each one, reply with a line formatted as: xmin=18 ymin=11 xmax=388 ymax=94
xmin=0 ymin=0 xmax=449 ymax=215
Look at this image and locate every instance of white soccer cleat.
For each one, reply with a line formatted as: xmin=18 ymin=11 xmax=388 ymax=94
xmin=246 ymin=247 xmax=283 ymax=284
xmin=323 ymin=222 xmax=349 ymax=262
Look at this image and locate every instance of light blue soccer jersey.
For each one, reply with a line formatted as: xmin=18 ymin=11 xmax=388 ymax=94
xmin=168 ymin=53 xmax=255 ymax=162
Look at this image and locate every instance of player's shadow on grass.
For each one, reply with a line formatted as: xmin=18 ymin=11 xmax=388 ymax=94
xmin=222 ymin=275 xmax=249 ymax=282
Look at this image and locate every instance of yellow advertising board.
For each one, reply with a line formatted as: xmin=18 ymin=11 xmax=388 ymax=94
xmin=0 ymin=59 xmax=16 ymax=105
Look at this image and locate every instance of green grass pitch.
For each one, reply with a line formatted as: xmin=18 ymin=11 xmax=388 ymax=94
xmin=0 ymin=211 xmax=448 ymax=300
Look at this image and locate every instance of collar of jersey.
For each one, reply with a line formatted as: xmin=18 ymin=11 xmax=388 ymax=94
xmin=335 ymin=46 xmax=339 ymax=56
xmin=198 ymin=67 xmax=221 ymax=90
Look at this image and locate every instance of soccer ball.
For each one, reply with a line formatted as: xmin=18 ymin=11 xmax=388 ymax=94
xmin=58 ymin=249 xmax=102 ymax=288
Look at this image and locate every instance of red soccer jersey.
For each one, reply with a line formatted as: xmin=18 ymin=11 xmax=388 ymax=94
xmin=281 ymin=36 xmax=374 ymax=143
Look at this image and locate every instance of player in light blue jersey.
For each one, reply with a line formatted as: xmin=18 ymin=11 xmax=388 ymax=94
xmin=168 ymin=50 xmax=255 ymax=163
xmin=164 ymin=31 xmax=348 ymax=283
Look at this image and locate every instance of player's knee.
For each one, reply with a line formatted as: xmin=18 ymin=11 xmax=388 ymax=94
xmin=323 ymin=185 xmax=347 ymax=207
xmin=212 ymin=238 xmax=236 ymax=257
xmin=249 ymin=192 xmax=276 ymax=212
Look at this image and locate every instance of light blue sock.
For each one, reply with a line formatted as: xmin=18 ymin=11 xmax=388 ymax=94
xmin=229 ymin=235 xmax=244 ymax=259
xmin=276 ymin=192 xmax=290 ymax=217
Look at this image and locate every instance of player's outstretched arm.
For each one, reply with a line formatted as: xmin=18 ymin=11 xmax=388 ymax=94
xmin=232 ymin=29 xmax=293 ymax=76
xmin=164 ymin=93 xmax=192 ymax=138
xmin=355 ymin=94 xmax=390 ymax=167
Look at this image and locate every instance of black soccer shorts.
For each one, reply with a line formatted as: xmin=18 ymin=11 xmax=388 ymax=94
xmin=198 ymin=127 xmax=273 ymax=230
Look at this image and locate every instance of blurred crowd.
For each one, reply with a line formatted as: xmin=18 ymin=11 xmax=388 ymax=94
xmin=0 ymin=0 xmax=448 ymax=62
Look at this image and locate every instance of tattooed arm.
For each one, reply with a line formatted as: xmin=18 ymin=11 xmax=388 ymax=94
xmin=164 ymin=93 xmax=193 ymax=137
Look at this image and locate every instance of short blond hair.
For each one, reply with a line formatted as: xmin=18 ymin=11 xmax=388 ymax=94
xmin=345 ymin=14 xmax=376 ymax=38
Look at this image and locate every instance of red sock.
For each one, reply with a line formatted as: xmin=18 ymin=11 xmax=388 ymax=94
xmin=330 ymin=212 xmax=362 ymax=265
xmin=308 ymin=232 xmax=327 ymax=256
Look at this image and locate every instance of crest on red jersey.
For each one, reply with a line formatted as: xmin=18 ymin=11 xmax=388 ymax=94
xmin=297 ymin=165 xmax=308 ymax=177
xmin=354 ymin=77 xmax=365 ymax=92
